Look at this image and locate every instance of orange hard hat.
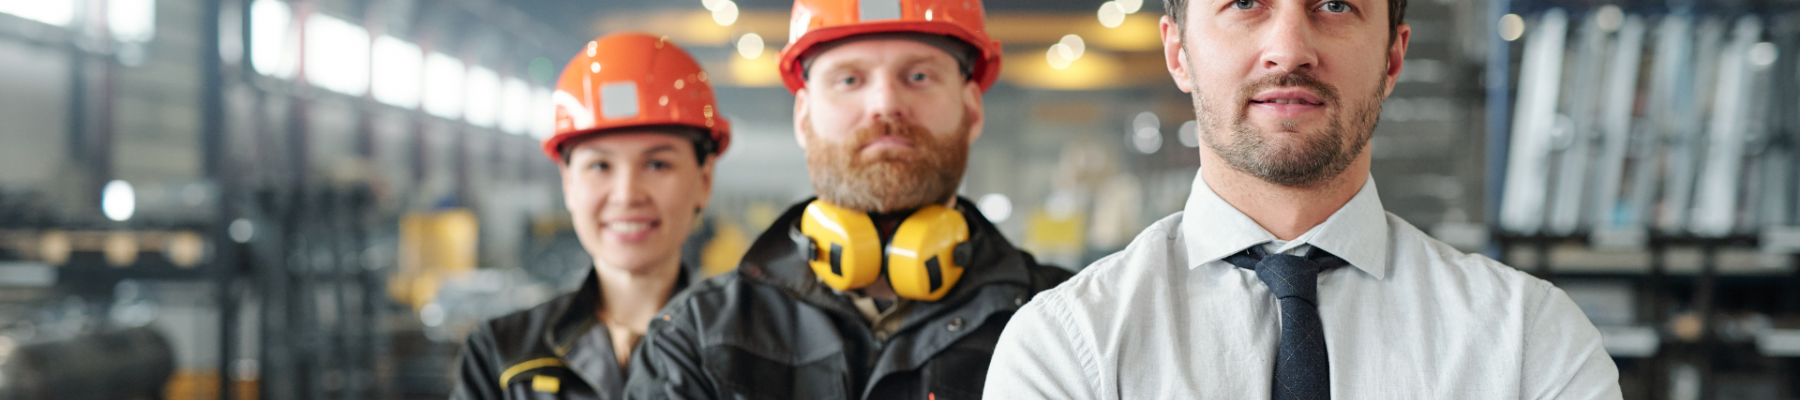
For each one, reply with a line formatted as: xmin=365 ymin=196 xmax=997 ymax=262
xmin=777 ymin=0 xmax=1003 ymax=94
xmin=544 ymin=32 xmax=731 ymax=163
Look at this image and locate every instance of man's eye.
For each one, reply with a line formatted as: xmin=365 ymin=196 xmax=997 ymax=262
xmin=840 ymin=76 xmax=859 ymax=86
xmin=1320 ymin=1 xmax=1350 ymax=13
xmin=909 ymin=72 xmax=928 ymax=82
xmin=588 ymin=161 xmax=610 ymax=171
xmin=647 ymin=160 xmax=671 ymax=170
xmin=1232 ymin=0 xmax=1257 ymax=10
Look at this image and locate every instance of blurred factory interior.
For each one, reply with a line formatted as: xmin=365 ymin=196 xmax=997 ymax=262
xmin=0 ymin=0 xmax=1797 ymax=398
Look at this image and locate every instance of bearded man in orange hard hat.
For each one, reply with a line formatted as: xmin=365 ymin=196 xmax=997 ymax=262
xmin=624 ymin=0 xmax=1072 ymax=398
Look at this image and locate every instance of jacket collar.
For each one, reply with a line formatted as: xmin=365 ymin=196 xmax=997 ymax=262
xmin=547 ymin=266 xmax=693 ymax=349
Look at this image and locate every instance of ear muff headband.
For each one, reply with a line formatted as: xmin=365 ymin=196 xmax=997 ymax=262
xmin=885 ymin=205 xmax=968 ymax=301
xmin=798 ymin=201 xmax=970 ymax=301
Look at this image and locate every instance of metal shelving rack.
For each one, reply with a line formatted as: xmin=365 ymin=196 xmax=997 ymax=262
xmin=1485 ymin=1 xmax=1800 ymax=398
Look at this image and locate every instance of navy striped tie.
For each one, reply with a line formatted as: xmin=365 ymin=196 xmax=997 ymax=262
xmin=1225 ymin=246 xmax=1347 ymax=400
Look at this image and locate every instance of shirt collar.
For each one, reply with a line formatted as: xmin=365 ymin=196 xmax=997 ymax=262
xmin=1180 ymin=170 xmax=1390 ymax=279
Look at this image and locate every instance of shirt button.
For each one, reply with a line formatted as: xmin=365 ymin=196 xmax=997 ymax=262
xmin=1014 ymin=296 xmax=1025 ymax=307
xmin=947 ymin=317 xmax=966 ymax=332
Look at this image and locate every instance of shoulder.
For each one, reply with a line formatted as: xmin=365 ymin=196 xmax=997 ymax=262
xmin=649 ymin=270 xmax=797 ymax=336
xmin=1384 ymin=213 xmax=1562 ymax=306
xmin=1017 ymin=250 xmax=1075 ymax=293
xmin=464 ymin=290 xmax=578 ymax=365
xmin=655 ymin=270 xmax=747 ymax=327
xmin=1030 ymin=212 xmax=1186 ymax=322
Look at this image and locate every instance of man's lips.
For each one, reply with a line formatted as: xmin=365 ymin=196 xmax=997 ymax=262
xmin=1249 ymin=88 xmax=1326 ymax=105
xmin=861 ymin=136 xmax=915 ymax=151
xmin=1247 ymin=88 xmax=1326 ymax=119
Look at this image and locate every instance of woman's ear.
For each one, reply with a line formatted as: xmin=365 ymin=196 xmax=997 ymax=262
xmin=697 ymin=152 xmax=718 ymax=210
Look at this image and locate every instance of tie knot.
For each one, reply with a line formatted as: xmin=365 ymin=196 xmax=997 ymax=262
xmin=1224 ymin=246 xmax=1346 ymax=303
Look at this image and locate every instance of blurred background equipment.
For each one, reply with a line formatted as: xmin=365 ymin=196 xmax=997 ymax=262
xmin=0 ymin=0 xmax=1792 ymax=399
xmin=0 ymin=327 xmax=176 ymax=400
xmin=1489 ymin=2 xmax=1800 ymax=399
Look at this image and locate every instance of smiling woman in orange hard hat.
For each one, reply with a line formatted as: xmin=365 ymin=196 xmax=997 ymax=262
xmin=449 ymin=32 xmax=731 ymax=400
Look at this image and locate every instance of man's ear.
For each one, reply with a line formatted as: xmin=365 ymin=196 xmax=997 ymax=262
xmin=1383 ymin=23 xmax=1412 ymax=98
xmin=962 ymin=80 xmax=984 ymax=144
xmin=1160 ymin=15 xmax=1195 ymax=93
xmin=794 ymin=88 xmax=811 ymax=149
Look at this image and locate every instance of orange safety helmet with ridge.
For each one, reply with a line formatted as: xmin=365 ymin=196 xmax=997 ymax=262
xmin=777 ymin=0 xmax=1003 ymax=94
xmin=543 ymin=32 xmax=731 ymax=163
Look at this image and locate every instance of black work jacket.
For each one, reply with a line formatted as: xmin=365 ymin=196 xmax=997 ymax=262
xmin=453 ymin=267 xmax=693 ymax=400
xmin=624 ymin=197 xmax=1073 ymax=400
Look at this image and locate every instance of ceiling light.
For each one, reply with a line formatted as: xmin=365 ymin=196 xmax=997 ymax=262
xmin=249 ymin=0 xmax=293 ymax=77
xmin=103 ymin=180 xmax=136 ymax=222
xmin=713 ymin=1 xmax=739 ymax=26
xmin=1098 ymin=2 xmax=1126 ymax=28
xmin=737 ymin=33 xmax=764 ymax=59
xmin=464 ymin=66 xmax=501 ymax=128
xmin=1499 ymin=14 xmax=1525 ymax=42
xmin=978 ymin=194 xmax=1012 ymax=223
xmin=1132 ymin=127 xmax=1162 ymax=154
xmin=1060 ymin=34 xmax=1085 ymax=60
xmin=371 ymin=36 xmax=423 ymax=108
xmin=0 ymin=0 xmax=76 ymax=27
xmin=304 ymin=14 xmax=371 ymax=96
xmin=1751 ymin=42 xmax=1779 ymax=68
xmin=1046 ymin=44 xmax=1073 ymax=70
xmin=1118 ymin=0 xmax=1143 ymax=14
xmin=422 ymin=53 xmax=466 ymax=119
xmin=1178 ymin=120 xmax=1199 ymax=148
xmin=109 ymin=0 xmax=157 ymax=43
xmin=500 ymin=78 xmax=532 ymax=134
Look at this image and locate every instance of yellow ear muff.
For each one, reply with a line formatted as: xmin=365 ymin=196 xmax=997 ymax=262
xmin=799 ymin=201 xmax=883 ymax=291
xmin=885 ymin=205 xmax=969 ymax=301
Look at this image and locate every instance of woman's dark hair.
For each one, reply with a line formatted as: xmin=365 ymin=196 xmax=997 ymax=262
xmin=559 ymin=125 xmax=719 ymax=167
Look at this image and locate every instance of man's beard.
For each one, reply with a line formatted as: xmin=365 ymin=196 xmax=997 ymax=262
xmin=1193 ymin=66 xmax=1385 ymax=188
xmin=803 ymin=115 xmax=971 ymax=213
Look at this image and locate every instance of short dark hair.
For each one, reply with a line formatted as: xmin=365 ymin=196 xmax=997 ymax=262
xmin=558 ymin=125 xmax=719 ymax=167
xmin=1163 ymin=0 xmax=1407 ymax=43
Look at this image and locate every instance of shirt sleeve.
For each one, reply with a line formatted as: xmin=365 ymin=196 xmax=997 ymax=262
xmin=1521 ymin=284 xmax=1624 ymax=400
xmin=449 ymin=327 xmax=504 ymax=400
xmin=983 ymin=290 xmax=1104 ymax=400
xmin=624 ymin=307 xmax=717 ymax=400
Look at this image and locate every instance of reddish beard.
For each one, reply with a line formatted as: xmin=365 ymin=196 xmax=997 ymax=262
xmin=803 ymin=115 xmax=971 ymax=213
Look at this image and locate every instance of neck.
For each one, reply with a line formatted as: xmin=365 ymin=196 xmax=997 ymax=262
xmin=1200 ymin=152 xmax=1369 ymax=241
xmin=594 ymin=256 xmax=682 ymax=331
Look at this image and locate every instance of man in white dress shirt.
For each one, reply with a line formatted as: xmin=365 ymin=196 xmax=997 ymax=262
xmin=982 ymin=0 xmax=1622 ymax=399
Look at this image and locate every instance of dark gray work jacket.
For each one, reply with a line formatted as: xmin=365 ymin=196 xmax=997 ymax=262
xmin=452 ymin=267 xmax=692 ymax=399
xmin=624 ymin=197 xmax=1072 ymax=400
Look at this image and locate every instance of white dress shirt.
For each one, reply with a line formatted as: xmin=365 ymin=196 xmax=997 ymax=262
xmin=985 ymin=172 xmax=1621 ymax=399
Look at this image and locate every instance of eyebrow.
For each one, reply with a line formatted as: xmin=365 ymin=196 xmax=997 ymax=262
xmin=642 ymin=145 xmax=679 ymax=156
xmin=815 ymin=51 xmax=955 ymax=77
xmin=572 ymin=144 xmax=681 ymax=158
xmin=896 ymin=53 xmax=944 ymax=69
xmin=815 ymin=59 xmax=868 ymax=78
